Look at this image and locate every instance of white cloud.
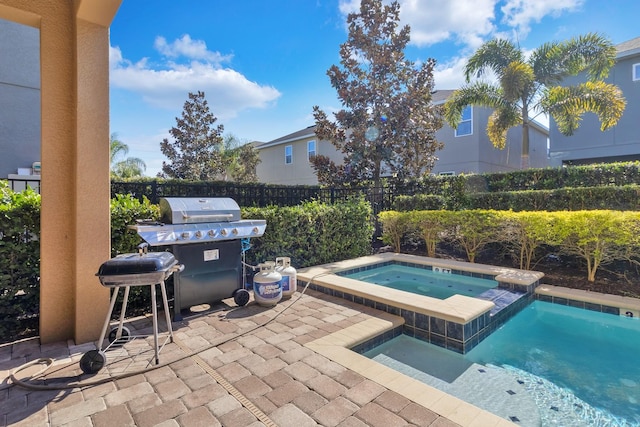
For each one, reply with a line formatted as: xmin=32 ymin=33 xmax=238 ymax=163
xmin=109 ymin=35 xmax=281 ymax=120
xmin=153 ymin=35 xmax=232 ymax=64
xmin=339 ymin=0 xmax=498 ymax=49
xmin=434 ymin=56 xmax=469 ymax=90
xmin=400 ymin=0 xmax=498 ymax=48
xmin=501 ymin=0 xmax=584 ymax=37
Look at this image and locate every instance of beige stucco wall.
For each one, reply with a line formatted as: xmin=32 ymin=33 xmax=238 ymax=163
xmin=258 ymin=139 xmax=344 ymax=185
xmin=0 ymin=0 xmax=121 ymax=344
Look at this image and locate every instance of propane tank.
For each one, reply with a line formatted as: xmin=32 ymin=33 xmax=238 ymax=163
xmin=275 ymin=257 xmax=297 ymax=298
xmin=253 ymin=261 xmax=282 ymax=307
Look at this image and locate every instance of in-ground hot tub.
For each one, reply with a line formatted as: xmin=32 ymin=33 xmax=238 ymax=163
xmin=298 ymin=252 xmax=543 ymax=353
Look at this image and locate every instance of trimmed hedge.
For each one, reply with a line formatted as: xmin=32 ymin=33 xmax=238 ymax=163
xmin=378 ymin=209 xmax=640 ymax=284
xmin=0 ymin=182 xmax=40 ymax=342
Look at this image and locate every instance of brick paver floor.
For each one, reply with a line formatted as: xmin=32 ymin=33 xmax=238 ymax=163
xmin=0 ymin=289 xmax=461 ymax=427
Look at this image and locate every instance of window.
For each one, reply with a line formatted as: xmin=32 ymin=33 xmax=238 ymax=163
xmin=455 ymin=105 xmax=472 ymax=137
xmin=634 ymin=63 xmax=640 ymax=81
xmin=285 ymin=145 xmax=292 ymax=164
xmin=307 ymin=140 xmax=316 ymax=161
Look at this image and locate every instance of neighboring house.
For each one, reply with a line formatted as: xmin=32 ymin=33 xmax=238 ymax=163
xmin=0 ymin=18 xmax=41 ymax=179
xmin=430 ymin=90 xmax=549 ymax=175
xmin=549 ymin=37 xmax=640 ymax=166
xmin=256 ymin=91 xmax=549 ymax=185
xmin=256 ymin=125 xmax=343 ymax=185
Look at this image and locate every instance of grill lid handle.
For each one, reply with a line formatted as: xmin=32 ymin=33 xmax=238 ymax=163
xmin=181 ymin=213 xmax=234 ymax=221
xmin=137 ymin=242 xmax=149 ymax=255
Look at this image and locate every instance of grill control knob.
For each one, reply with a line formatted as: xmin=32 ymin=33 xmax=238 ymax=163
xmin=195 ymin=230 xmax=203 ymax=238
xmin=232 ymin=228 xmax=238 ymax=235
xmin=181 ymin=232 xmax=190 ymax=239
xmin=252 ymin=227 xmax=259 ymax=234
xmin=208 ymin=229 xmax=216 ymax=237
xmin=220 ymin=229 xmax=228 ymax=236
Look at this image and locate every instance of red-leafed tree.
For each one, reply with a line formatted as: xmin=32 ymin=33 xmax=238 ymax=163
xmin=312 ymin=0 xmax=443 ymax=187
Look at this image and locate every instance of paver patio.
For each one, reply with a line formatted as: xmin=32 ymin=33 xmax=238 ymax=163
xmin=0 ymin=288 xmax=511 ymax=426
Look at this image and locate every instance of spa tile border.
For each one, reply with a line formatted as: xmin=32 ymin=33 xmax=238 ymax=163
xmin=307 ymin=281 xmax=536 ymax=354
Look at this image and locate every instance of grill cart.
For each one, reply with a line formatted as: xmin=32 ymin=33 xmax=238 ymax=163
xmin=131 ymin=197 xmax=266 ymax=320
xmin=79 ymin=244 xmax=183 ymax=374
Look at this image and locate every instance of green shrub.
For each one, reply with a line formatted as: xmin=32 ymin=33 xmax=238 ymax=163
xmin=110 ymin=193 xmax=160 ymax=257
xmin=0 ymin=182 xmax=41 ymax=342
xmin=242 ymin=198 xmax=373 ymax=269
xmin=392 ymin=194 xmax=445 ymax=211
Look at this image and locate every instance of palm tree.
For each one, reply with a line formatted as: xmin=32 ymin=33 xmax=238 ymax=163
xmin=110 ymin=133 xmax=146 ymax=178
xmin=444 ymin=33 xmax=626 ymax=169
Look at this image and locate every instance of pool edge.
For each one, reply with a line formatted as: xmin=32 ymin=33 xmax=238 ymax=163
xmin=304 ymin=314 xmax=517 ymax=427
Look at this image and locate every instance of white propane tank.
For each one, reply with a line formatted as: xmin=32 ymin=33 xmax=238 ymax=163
xmin=275 ymin=257 xmax=297 ymax=298
xmin=253 ymin=261 xmax=282 ymax=307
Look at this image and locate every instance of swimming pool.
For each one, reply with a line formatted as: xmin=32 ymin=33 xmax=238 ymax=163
xmin=340 ymin=263 xmax=498 ymax=299
xmin=299 ymin=253 xmax=544 ymax=353
xmin=364 ymin=300 xmax=640 ymax=426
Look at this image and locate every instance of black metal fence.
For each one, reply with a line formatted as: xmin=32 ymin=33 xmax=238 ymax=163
xmin=110 ymin=180 xmax=396 ymax=216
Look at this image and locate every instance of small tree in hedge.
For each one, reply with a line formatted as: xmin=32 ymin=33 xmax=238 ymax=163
xmin=502 ymin=211 xmax=558 ymax=270
xmin=447 ymin=210 xmax=503 ymax=263
xmin=410 ymin=210 xmax=451 ymax=257
xmin=553 ymin=210 xmax=640 ymax=282
xmin=378 ymin=211 xmax=411 ymax=252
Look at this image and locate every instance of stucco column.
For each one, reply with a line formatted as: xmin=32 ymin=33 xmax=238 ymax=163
xmin=0 ymin=0 xmax=121 ymax=344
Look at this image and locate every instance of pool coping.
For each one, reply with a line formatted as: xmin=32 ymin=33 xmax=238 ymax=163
xmin=304 ymin=311 xmax=517 ymax=427
xmin=297 ymin=252 xmax=543 ymax=324
xmin=535 ymin=284 xmax=640 ymax=317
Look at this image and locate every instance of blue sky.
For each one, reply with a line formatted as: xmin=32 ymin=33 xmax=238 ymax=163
xmin=109 ymin=0 xmax=639 ymax=176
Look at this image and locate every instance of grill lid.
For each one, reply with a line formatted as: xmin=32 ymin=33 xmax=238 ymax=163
xmin=160 ymin=197 xmax=240 ymax=224
xmin=96 ymin=244 xmax=180 ymax=286
xmin=96 ymin=251 xmax=177 ymax=276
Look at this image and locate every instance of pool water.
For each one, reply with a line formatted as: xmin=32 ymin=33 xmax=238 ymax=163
xmin=342 ymin=264 xmax=497 ymax=299
xmin=364 ymin=300 xmax=640 ymax=426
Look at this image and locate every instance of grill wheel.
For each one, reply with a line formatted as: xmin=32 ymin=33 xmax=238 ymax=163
xmin=233 ymin=288 xmax=250 ymax=306
xmin=79 ymin=350 xmax=107 ymax=374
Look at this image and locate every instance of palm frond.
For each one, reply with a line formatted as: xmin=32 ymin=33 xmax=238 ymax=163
xmin=542 ymin=81 xmax=626 ymax=135
xmin=443 ymin=82 xmax=508 ymax=128
xmin=501 ymin=61 xmax=535 ymax=102
xmin=464 ymin=39 xmax=523 ymax=82
xmin=487 ymin=106 xmax=521 ymax=149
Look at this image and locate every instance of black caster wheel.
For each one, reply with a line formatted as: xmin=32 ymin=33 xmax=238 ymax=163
xmin=233 ymin=288 xmax=250 ymax=306
xmin=79 ymin=350 xmax=107 ymax=374
xmin=108 ymin=326 xmax=131 ymax=346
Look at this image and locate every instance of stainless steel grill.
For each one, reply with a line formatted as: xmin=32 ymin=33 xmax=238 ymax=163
xmin=134 ymin=197 xmax=266 ymax=246
xmin=130 ymin=197 xmax=266 ymax=320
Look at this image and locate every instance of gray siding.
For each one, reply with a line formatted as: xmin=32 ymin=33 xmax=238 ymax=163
xmin=549 ymin=42 xmax=640 ymax=165
xmin=432 ymin=106 xmax=548 ymax=175
xmin=0 ymin=18 xmax=41 ymax=178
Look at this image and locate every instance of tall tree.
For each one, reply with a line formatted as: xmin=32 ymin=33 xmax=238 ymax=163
xmin=159 ymin=91 xmax=225 ymax=180
xmin=110 ymin=133 xmax=146 ymax=178
xmin=444 ymin=33 xmax=626 ymax=169
xmin=312 ymin=0 xmax=442 ymax=187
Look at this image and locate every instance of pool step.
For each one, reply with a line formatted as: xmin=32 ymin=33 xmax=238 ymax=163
xmin=477 ymin=288 xmax=526 ymax=316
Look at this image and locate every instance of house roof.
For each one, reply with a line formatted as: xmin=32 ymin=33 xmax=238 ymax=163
xmin=256 ymin=125 xmax=317 ymax=149
xmin=431 ymin=89 xmax=455 ymax=104
xmin=616 ymin=36 xmax=640 ymax=59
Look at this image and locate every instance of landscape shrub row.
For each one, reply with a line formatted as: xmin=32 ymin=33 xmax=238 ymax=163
xmin=393 ymin=185 xmax=640 ymax=212
xmin=392 ymin=161 xmax=640 ymax=195
xmin=378 ymin=209 xmax=640 ymax=282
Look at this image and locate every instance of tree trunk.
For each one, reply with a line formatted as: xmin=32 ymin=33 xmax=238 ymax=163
xmin=521 ymin=102 xmax=530 ymax=170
